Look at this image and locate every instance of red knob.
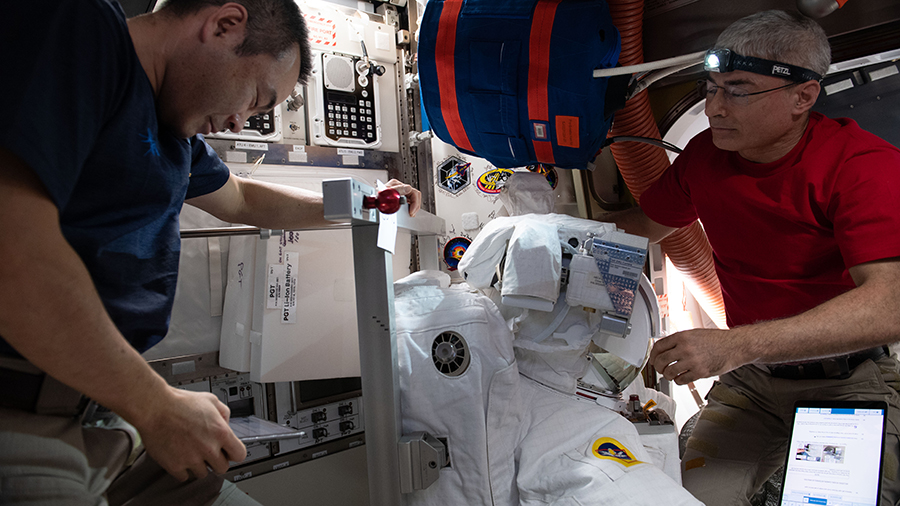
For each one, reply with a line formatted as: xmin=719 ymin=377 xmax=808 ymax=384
xmin=362 ymin=188 xmax=401 ymax=214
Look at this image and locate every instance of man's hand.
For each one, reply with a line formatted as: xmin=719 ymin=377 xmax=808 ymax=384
xmin=131 ymin=387 xmax=247 ymax=482
xmin=649 ymin=328 xmax=748 ymax=384
xmin=384 ymin=178 xmax=422 ymax=217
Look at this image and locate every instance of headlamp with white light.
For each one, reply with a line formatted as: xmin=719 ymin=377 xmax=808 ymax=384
xmin=704 ymin=48 xmax=822 ymax=82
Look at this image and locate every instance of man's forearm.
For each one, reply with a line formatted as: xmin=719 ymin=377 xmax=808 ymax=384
xmin=237 ymin=177 xmax=333 ymax=229
xmin=731 ymin=260 xmax=900 ymax=365
xmin=600 ymin=206 xmax=676 ymax=244
xmin=650 ymin=259 xmax=900 ymax=383
xmin=188 ymin=175 xmax=333 ymax=230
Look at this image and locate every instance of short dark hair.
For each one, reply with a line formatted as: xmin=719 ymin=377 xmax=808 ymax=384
xmin=160 ymin=0 xmax=313 ymax=84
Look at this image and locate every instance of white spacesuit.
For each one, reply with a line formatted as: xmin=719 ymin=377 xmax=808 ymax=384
xmin=395 ymin=175 xmax=703 ymax=505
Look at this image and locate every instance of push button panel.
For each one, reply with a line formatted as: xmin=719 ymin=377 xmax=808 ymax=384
xmin=322 ymin=58 xmax=378 ymax=144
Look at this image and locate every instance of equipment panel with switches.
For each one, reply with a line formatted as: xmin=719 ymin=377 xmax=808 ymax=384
xmin=273 ymin=396 xmax=364 ymax=455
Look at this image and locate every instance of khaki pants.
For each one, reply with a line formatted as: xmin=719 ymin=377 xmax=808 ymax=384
xmin=681 ymin=357 xmax=900 ymax=506
xmin=0 ymin=406 xmax=261 ymax=506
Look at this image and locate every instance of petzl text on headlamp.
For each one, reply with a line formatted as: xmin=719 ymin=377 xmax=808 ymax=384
xmin=703 ymin=48 xmax=822 ymax=82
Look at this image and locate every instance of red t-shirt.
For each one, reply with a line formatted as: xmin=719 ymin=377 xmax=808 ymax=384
xmin=641 ymin=112 xmax=900 ymax=328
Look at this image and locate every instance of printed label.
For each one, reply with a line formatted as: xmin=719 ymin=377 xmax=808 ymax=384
xmin=282 ymin=252 xmax=298 ymax=324
xmin=337 ymin=148 xmax=365 ymax=157
xmin=235 ymin=141 xmax=269 ymax=151
xmin=609 ymin=258 xmax=642 ymax=281
xmin=304 ymin=13 xmax=337 ymax=47
xmin=555 ymin=115 xmax=580 ymax=148
xmin=266 ymin=264 xmax=285 ymax=309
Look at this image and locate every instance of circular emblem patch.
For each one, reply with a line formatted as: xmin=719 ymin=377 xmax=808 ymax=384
xmin=476 ymin=168 xmax=515 ymax=194
xmin=591 ymin=438 xmax=643 ymax=467
xmin=442 ymin=237 xmax=471 ymax=271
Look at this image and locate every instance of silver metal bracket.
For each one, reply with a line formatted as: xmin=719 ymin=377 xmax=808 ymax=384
xmin=398 ymin=432 xmax=447 ymax=493
xmin=322 ymin=178 xmax=377 ymax=223
xmin=599 ymin=313 xmax=631 ymax=338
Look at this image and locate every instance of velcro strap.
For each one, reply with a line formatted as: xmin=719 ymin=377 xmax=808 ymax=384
xmin=435 ymin=0 xmax=473 ymax=152
xmin=527 ymin=0 xmax=561 ymax=164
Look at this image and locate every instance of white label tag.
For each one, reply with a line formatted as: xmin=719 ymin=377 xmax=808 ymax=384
xmin=375 ymin=179 xmax=398 ymax=254
xmin=235 ymin=141 xmax=269 ymax=151
xmin=377 ymin=210 xmax=398 ymax=254
xmin=337 ymin=148 xmax=365 ymax=157
xmin=281 ymin=252 xmax=298 ymax=324
xmin=225 ymin=151 xmax=248 ymax=163
xmin=609 ymin=258 xmax=641 ymax=281
xmin=292 ymin=145 xmax=306 ymax=152
xmin=266 ymin=264 xmax=285 ymax=309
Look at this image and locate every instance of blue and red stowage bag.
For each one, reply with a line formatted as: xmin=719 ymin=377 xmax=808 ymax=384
xmin=418 ymin=0 xmax=621 ymax=170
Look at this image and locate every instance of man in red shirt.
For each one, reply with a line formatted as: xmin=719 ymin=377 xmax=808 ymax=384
xmin=611 ymin=10 xmax=900 ymax=505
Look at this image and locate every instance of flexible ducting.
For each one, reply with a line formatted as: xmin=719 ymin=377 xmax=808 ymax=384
xmin=606 ymin=0 xmax=728 ymax=329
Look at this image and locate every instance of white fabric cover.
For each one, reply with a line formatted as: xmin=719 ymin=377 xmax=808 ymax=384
xmin=498 ymin=172 xmax=556 ymax=216
xmin=395 ymin=279 xmax=522 ymax=506
xmin=516 ymin=377 xmax=699 ymax=506
xmin=218 ymin=235 xmax=257 ymax=372
xmin=501 ymin=220 xmax=562 ymax=306
xmin=460 ymin=215 xmax=619 ymax=395
xmin=394 ymin=273 xmax=702 ymax=506
xmin=458 ymin=214 xmax=616 ymax=293
xmin=456 ymin=218 xmax=516 ymax=289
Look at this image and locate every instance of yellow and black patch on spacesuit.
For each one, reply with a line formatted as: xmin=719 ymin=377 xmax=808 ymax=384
xmin=591 ymin=438 xmax=644 ymax=467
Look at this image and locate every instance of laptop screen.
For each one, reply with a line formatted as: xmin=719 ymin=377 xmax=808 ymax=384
xmin=780 ymin=400 xmax=887 ymax=506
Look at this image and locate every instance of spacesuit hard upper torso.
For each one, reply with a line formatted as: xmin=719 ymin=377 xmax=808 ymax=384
xmin=394 ymin=214 xmax=703 ymax=506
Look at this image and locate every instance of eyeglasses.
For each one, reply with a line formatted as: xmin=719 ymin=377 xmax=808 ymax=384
xmin=697 ymin=79 xmax=799 ymax=106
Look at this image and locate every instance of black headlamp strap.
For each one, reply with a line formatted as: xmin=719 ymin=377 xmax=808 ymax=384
xmin=705 ymin=48 xmax=822 ymax=83
xmin=731 ymin=54 xmax=822 ymax=83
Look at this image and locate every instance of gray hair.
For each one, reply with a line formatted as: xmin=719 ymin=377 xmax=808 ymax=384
xmin=715 ymin=10 xmax=831 ymax=77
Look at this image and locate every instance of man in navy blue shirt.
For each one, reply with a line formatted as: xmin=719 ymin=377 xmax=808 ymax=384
xmin=0 ymin=0 xmax=419 ymax=503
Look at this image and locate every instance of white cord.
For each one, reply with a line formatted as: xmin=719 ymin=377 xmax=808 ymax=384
xmin=627 ymin=60 xmax=704 ymax=98
xmin=593 ymin=50 xmax=706 ymax=78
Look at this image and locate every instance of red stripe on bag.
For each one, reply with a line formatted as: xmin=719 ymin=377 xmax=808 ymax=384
xmin=527 ymin=0 xmax=561 ymax=164
xmin=435 ymin=0 xmax=473 ymax=152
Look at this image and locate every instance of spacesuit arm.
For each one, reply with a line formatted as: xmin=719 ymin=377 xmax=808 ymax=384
xmin=187 ymin=173 xmax=421 ymax=227
xmin=650 ymin=257 xmax=900 ymax=384
xmin=0 ymin=148 xmax=247 ymax=481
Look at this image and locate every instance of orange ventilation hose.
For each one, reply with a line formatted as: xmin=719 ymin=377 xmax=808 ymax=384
xmin=606 ymin=0 xmax=728 ymax=329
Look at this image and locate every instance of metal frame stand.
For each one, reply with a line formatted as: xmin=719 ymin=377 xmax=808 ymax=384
xmin=352 ymin=222 xmax=404 ymax=505
xmin=323 ymin=178 xmax=444 ymax=505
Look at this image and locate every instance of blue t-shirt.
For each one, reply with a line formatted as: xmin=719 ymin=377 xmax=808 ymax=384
xmin=0 ymin=0 xmax=231 ymax=355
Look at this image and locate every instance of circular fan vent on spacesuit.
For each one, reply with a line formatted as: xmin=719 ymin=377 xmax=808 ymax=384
xmin=431 ymin=331 xmax=471 ymax=377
